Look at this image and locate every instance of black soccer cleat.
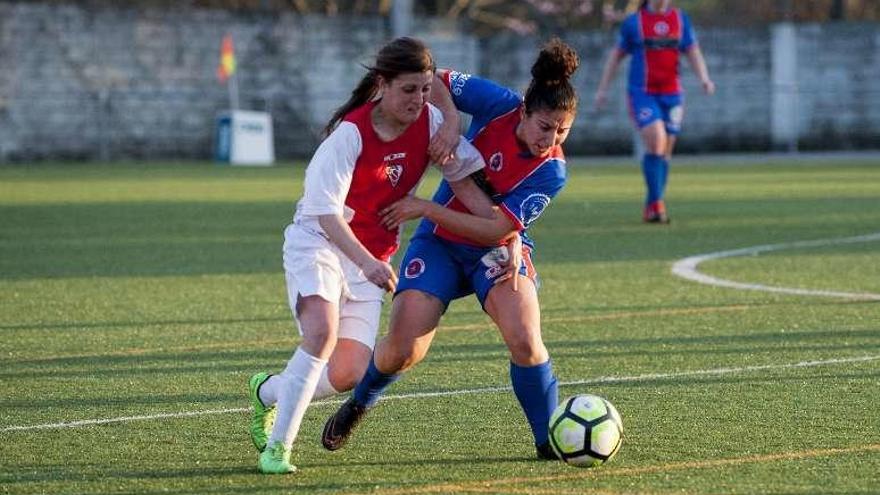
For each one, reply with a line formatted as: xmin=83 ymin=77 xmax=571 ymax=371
xmin=536 ymin=441 xmax=561 ymax=461
xmin=321 ymin=397 xmax=369 ymax=451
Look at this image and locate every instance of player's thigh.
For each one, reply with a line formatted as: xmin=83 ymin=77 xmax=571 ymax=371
xmin=629 ymin=93 xmax=667 ymax=154
xmin=376 ymin=290 xmax=444 ymax=372
xmin=484 ymin=277 xmax=548 ymax=366
xmin=665 ymin=134 xmax=678 ymax=158
xmin=659 ymin=94 xmax=684 ymax=137
xmin=639 ymin=120 xmax=667 ymax=155
xmin=295 ymin=295 xmax=340 ymax=359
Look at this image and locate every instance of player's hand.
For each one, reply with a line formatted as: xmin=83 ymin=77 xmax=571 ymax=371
xmin=493 ymin=232 xmax=522 ymax=292
xmin=702 ymin=79 xmax=716 ymax=95
xmin=594 ymin=90 xmax=608 ymax=111
xmin=429 ymin=118 xmax=459 ymax=166
xmin=379 ymin=196 xmax=429 ymax=230
xmin=428 ymin=119 xmax=459 ymax=167
xmin=360 ymin=257 xmax=398 ymax=292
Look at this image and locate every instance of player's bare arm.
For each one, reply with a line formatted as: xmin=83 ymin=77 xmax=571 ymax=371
xmin=380 ymin=198 xmax=515 ymax=246
xmin=686 ymin=45 xmax=715 ymax=95
xmin=594 ymin=49 xmax=626 ymax=110
xmin=318 ymin=214 xmax=397 ymax=292
xmin=428 ymin=71 xmax=461 ymax=165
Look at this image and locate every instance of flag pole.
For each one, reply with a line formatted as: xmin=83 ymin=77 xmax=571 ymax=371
xmin=228 ymin=72 xmax=240 ymax=110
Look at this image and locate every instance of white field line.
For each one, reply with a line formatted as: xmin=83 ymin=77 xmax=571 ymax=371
xmin=671 ymin=232 xmax=880 ymax=300
xmin=3 ymin=354 xmax=878 ymax=433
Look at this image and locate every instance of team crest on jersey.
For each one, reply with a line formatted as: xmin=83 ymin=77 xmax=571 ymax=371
xmin=520 ymin=193 xmax=551 ymax=226
xmin=404 ymin=257 xmax=426 ymax=279
xmin=654 ymin=21 xmax=670 ymax=36
xmin=385 ymin=163 xmax=403 ymax=187
xmin=488 ymin=152 xmax=503 ymax=172
xmin=449 ymin=71 xmax=471 ymax=96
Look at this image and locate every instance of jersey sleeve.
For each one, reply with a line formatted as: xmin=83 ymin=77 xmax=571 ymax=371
xmin=297 ymin=122 xmax=361 ymax=217
xmin=680 ymin=11 xmax=697 ymax=51
xmin=427 ymin=104 xmax=486 ymax=182
xmin=441 ymin=70 xmax=522 ymax=125
xmin=617 ymin=14 xmax=638 ymax=54
xmin=445 ymin=137 xmax=486 ymax=182
xmin=497 ymin=159 xmax=566 ymax=231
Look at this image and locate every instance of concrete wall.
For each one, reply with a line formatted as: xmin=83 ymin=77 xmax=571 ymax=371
xmin=0 ymin=2 xmax=878 ymax=161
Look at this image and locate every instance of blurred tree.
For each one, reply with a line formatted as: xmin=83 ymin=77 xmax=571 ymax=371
xmin=35 ymin=0 xmax=880 ymax=25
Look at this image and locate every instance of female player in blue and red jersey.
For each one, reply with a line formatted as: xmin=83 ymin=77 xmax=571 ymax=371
xmin=595 ymin=0 xmax=714 ymax=223
xmin=246 ymin=37 xmax=489 ymax=474
xmin=321 ymin=38 xmax=580 ymax=461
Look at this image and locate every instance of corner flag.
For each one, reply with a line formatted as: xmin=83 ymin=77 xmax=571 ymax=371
xmin=217 ymin=34 xmax=236 ymax=82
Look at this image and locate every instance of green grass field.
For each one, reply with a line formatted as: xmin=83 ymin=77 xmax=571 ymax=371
xmin=1 ymin=157 xmax=879 ymax=494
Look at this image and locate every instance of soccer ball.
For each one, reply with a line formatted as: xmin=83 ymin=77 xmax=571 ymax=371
xmin=548 ymin=394 xmax=623 ymax=467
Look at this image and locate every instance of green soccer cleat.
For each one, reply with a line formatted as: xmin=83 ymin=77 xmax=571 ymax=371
xmin=248 ymin=372 xmax=276 ymax=452
xmin=258 ymin=441 xmax=296 ymax=474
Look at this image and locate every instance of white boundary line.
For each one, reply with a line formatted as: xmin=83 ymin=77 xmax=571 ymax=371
xmin=671 ymin=232 xmax=880 ymax=300
xmin=3 ymin=354 xmax=878 ymax=433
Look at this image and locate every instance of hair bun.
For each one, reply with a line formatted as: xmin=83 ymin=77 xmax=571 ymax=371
xmin=531 ymin=37 xmax=580 ymax=84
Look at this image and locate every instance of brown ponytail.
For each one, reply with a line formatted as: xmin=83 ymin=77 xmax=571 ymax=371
xmin=324 ymin=37 xmax=435 ymax=136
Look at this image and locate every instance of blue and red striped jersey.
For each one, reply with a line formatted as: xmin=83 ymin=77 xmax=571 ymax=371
xmin=413 ymin=71 xmax=566 ymax=249
xmin=617 ymin=7 xmax=697 ymax=95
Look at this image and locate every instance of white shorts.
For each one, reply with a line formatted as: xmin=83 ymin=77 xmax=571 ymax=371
xmin=282 ymin=222 xmax=385 ymax=349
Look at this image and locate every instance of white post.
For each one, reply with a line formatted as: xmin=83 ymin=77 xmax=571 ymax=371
xmin=391 ymin=0 xmax=413 ymax=38
xmin=771 ymin=22 xmax=798 ymax=153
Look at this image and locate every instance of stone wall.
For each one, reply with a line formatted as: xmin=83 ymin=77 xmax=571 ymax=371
xmin=0 ymin=2 xmax=877 ymax=161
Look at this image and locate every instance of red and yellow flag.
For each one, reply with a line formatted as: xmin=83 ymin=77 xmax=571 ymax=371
xmin=217 ymin=34 xmax=236 ymax=82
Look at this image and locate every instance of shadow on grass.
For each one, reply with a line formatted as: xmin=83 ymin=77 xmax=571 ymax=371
xmin=2 ymin=454 xmax=537 ymax=493
xmin=3 ymin=326 xmax=878 ymax=378
xmin=0 ymin=315 xmax=291 ymax=332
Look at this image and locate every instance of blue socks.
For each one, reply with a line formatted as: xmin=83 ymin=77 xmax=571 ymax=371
xmin=510 ymin=360 xmax=558 ymax=446
xmin=641 ymin=153 xmax=668 ymax=205
xmin=353 ymin=355 xmax=559 ymax=447
xmin=352 ymin=356 xmax=401 ymax=408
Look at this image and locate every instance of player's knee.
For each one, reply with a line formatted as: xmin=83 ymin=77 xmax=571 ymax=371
xmin=327 ymin=362 xmax=365 ymax=393
xmin=301 ymin=329 xmax=337 ymax=357
xmin=507 ymin=336 xmax=548 ymax=366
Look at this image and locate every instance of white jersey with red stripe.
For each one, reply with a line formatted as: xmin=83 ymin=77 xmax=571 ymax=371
xmin=293 ymin=101 xmax=484 ymax=261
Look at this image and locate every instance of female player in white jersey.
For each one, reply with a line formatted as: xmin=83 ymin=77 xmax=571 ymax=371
xmin=321 ymin=38 xmax=581 ymax=461
xmin=246 ymin=37 xmax=492 ymax=474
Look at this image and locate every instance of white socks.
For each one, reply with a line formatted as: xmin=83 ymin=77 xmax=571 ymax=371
xmin=312 ymin=366 xmax=342 ymax=400
xmin=259 ymin=365 xmax=341 ymax=405
xmin=266 ymin=347 xmax=327 ymax=448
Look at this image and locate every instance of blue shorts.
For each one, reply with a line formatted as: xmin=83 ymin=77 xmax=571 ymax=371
xmin=395 ymin=233 xmax=536 ymax=310
xmin=628 ymin=92 xmax=684 ymax=135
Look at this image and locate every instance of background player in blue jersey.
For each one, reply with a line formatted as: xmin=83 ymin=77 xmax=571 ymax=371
xmin=595 ymin=0 xmax=715 ymax=223
xmin=321 ymin=38 xmax=580 ymax=461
